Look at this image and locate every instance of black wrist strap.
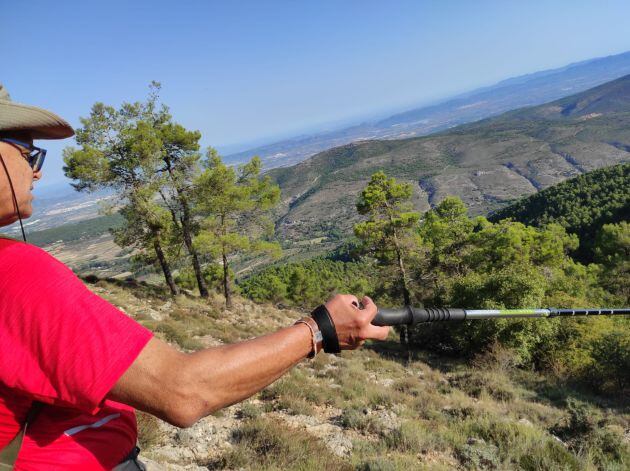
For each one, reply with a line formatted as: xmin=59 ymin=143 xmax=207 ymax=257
xmin=311 ymin=305 xmax=340 ymax=353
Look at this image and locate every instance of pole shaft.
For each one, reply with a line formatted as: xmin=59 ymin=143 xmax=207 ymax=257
xmin=372 ymin=307 xmax=630 ymax=326
xmin=465 ymin=309 xmax=550 ymax=319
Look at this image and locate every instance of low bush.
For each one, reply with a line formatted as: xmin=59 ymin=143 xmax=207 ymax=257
xmin=552 ymin=399 xmax=630 ymax=469
xmin=384 ymin=421 xmax=448 ymax=454
xmin=516 ymin=440 xmax=581 ymax=471
xmin=448 ymin=370 xmax=518 ymax=402
xmin=154 ymin=319 xmax=203 ymax=350
xmin=589 ymin=329 xmax=630 ymax=391
xmin=338 ymin=406 xmax=383 ymax=434
xmin=455 ymin=441 xmax=501 ymax=470
xmin=211 ymin=417 xmax=351 ymax=470
xmin=455 ymin=416 xmax=583 ymax=469
xmin=238 ymin=402 xmax=261 ymax=420
xmin=136 ymin=411 xmax=162 ymax=451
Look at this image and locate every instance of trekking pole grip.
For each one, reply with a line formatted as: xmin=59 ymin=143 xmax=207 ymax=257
xmin=372 ymin=307 xmax=466 ymax=326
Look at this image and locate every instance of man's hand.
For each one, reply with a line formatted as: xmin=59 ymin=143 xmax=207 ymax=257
xmin=325 ymin=294 xmax=390 ymax=349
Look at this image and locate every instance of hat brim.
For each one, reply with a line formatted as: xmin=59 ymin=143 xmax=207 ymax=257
xmin=0 ymin=99 xmax=74 ymax=140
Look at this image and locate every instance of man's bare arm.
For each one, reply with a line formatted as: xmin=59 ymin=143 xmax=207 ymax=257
xmin=108 ymin=323 xmax=313 ymax=427
xmin=108 ymin=295 xmax=389 ymax=427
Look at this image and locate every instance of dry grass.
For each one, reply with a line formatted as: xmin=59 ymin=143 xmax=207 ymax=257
xmin=209 ymin=417 xmax=352 ymax=470
xmin=136 ymin=410 xmax=162 ymax=451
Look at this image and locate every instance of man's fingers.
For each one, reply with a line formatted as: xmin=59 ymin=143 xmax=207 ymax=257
xmin=360 ymin=295 xmax=378 ymax=319
xmin=343 ymin=294 xmax=359 ymax=308
xmin=363 ymin=324 xmax=390 ymax=341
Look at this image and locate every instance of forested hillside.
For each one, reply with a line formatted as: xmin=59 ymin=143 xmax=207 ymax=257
xmin=269 ymin=75 xmax=630 ymax=241
xmin=489 ymin=163 xmax=630 ymax=260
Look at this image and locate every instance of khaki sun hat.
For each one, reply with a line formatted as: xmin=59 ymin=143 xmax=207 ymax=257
xmin=0 ymin=83 xmax=74 ymax=140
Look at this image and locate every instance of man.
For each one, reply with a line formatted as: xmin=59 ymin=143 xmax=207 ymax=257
xmin=0 ymin=84 xmax=390 ymax=470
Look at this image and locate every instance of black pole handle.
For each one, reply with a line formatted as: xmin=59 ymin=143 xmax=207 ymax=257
xmin=372 ymin=307 xmax=466 ymax=326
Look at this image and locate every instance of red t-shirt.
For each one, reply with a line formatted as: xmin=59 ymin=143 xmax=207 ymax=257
xmin=0 ymin=239 xmax=153 ymax=469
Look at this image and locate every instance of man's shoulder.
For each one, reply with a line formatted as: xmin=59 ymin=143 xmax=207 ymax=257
xmin=0 ymin=238 xmax=55 ymax=261
xmin=0 ymin=239 xmax=73 ymax=281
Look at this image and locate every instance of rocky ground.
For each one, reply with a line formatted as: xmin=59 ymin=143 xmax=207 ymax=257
xmin=87 ymin=279 xmax=629 ymax=470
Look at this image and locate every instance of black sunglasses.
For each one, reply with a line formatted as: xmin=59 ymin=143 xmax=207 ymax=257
xmin=0 ymin=138 xmax=47 ymax=172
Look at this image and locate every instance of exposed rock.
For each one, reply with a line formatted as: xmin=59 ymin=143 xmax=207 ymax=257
xmin=378 ymin=378 xmax=395 ymax=387
xmin=145 ymin=308 xmax=165 ymax=321
xmin=276 ymin=413 xmax=353 ymax=457
xmin=144 ymin=409 xmax=240 ymax=465
xmin=373 ymin=409 xmax=400 ymax=432
xmin=551 ymin=434 xmax=568 ymax=448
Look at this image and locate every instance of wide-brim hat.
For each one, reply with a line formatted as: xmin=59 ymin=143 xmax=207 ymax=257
xmin=0 ymin=83 xmax=74 ymax=140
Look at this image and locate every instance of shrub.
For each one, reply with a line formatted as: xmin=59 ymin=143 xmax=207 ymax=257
xmin=238 ymin=402 xmax=261 ymax=420
xmin=355 ymin=455 xmax=424 ymax=471
xmin=455 ymin=441 xmax=501 ymax=470
xmin=338 ymin=406 xmax=383 ymax=434
xmin=136 ymin=411 xmax=162 ymax=451
xmin=448 ymin=371 xmax=517 ymax=402
xmin=384 ymin=421 xmax=448 ymax=454
xmin=154 ymin=319 xmax=203 ymax=350
xmin=517 ymin=440 xmax=581 ymax=471
xmin=260 ymin=369 xmax=329 ymax=407
xmin=457 ymin=417 xmax=581 ymax=468
xmin=212 ymin=417 xmax=351 ymax=470
xmin=589 ymin=329 xmax=630 ymax=391
xmin=175 ymin=264 xmax=226 ymax=292
xmin=552 ymin=399 xmax=629 ymax=469
xmin=275 ymin=396 xmax=314 ymax=416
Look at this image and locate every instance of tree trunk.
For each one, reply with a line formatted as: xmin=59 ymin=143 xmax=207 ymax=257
xmin=392 ymin=232 xmax=411 ymax=305
xmin=188 ymin=239 xmax=209 ymax=298
xmin=393 ymin=234 xmax=412 ymax=362
xmin=222 ymin=248 xmax=232 ymax=308
xmin=179 ymin=199 xmax=209 ymax=298
xmin=164 ymin=157 xmax=209 ymax=298
xmin=153 ymin=236 xmax=179 ymax=296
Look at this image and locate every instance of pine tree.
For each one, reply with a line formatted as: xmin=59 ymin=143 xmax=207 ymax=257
xmin=355 ymin=171 xmax=420 ymax=304
xmin=354 ymin=171 xmax=421 ymax=352
xmin=156 ymin=122 xmax=210 ymax=297
xmin=63 ymin=85 xmax=181 ymax=295
xmin=194 ymin=153 xmax=281 ymax=307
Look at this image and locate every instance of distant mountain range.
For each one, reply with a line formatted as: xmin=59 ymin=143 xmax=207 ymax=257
xmin=226 ymin=50 xmax=630 ymax=169
xmin=269 ymin=74 xmax=630 ymax=241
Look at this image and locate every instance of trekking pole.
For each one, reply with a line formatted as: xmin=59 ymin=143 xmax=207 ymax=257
xmin=372 ymin=307 xmax=630 ymax=326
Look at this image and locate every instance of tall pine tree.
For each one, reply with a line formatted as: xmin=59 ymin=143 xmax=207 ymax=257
xmin=63 ymin=88 xmax=181 ymax=295
xmin=355 ymin=171 xmax=421 ymax=352
xmin=194 ymin=153 xmax=281 ymax=307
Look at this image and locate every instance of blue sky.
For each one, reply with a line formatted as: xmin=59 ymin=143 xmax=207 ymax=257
xmin=3 ymin=0 xmax=630 ymax=187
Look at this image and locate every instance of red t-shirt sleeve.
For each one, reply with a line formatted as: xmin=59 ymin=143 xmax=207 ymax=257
xmin=0 ymin=240 xmax=153 ymax=413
